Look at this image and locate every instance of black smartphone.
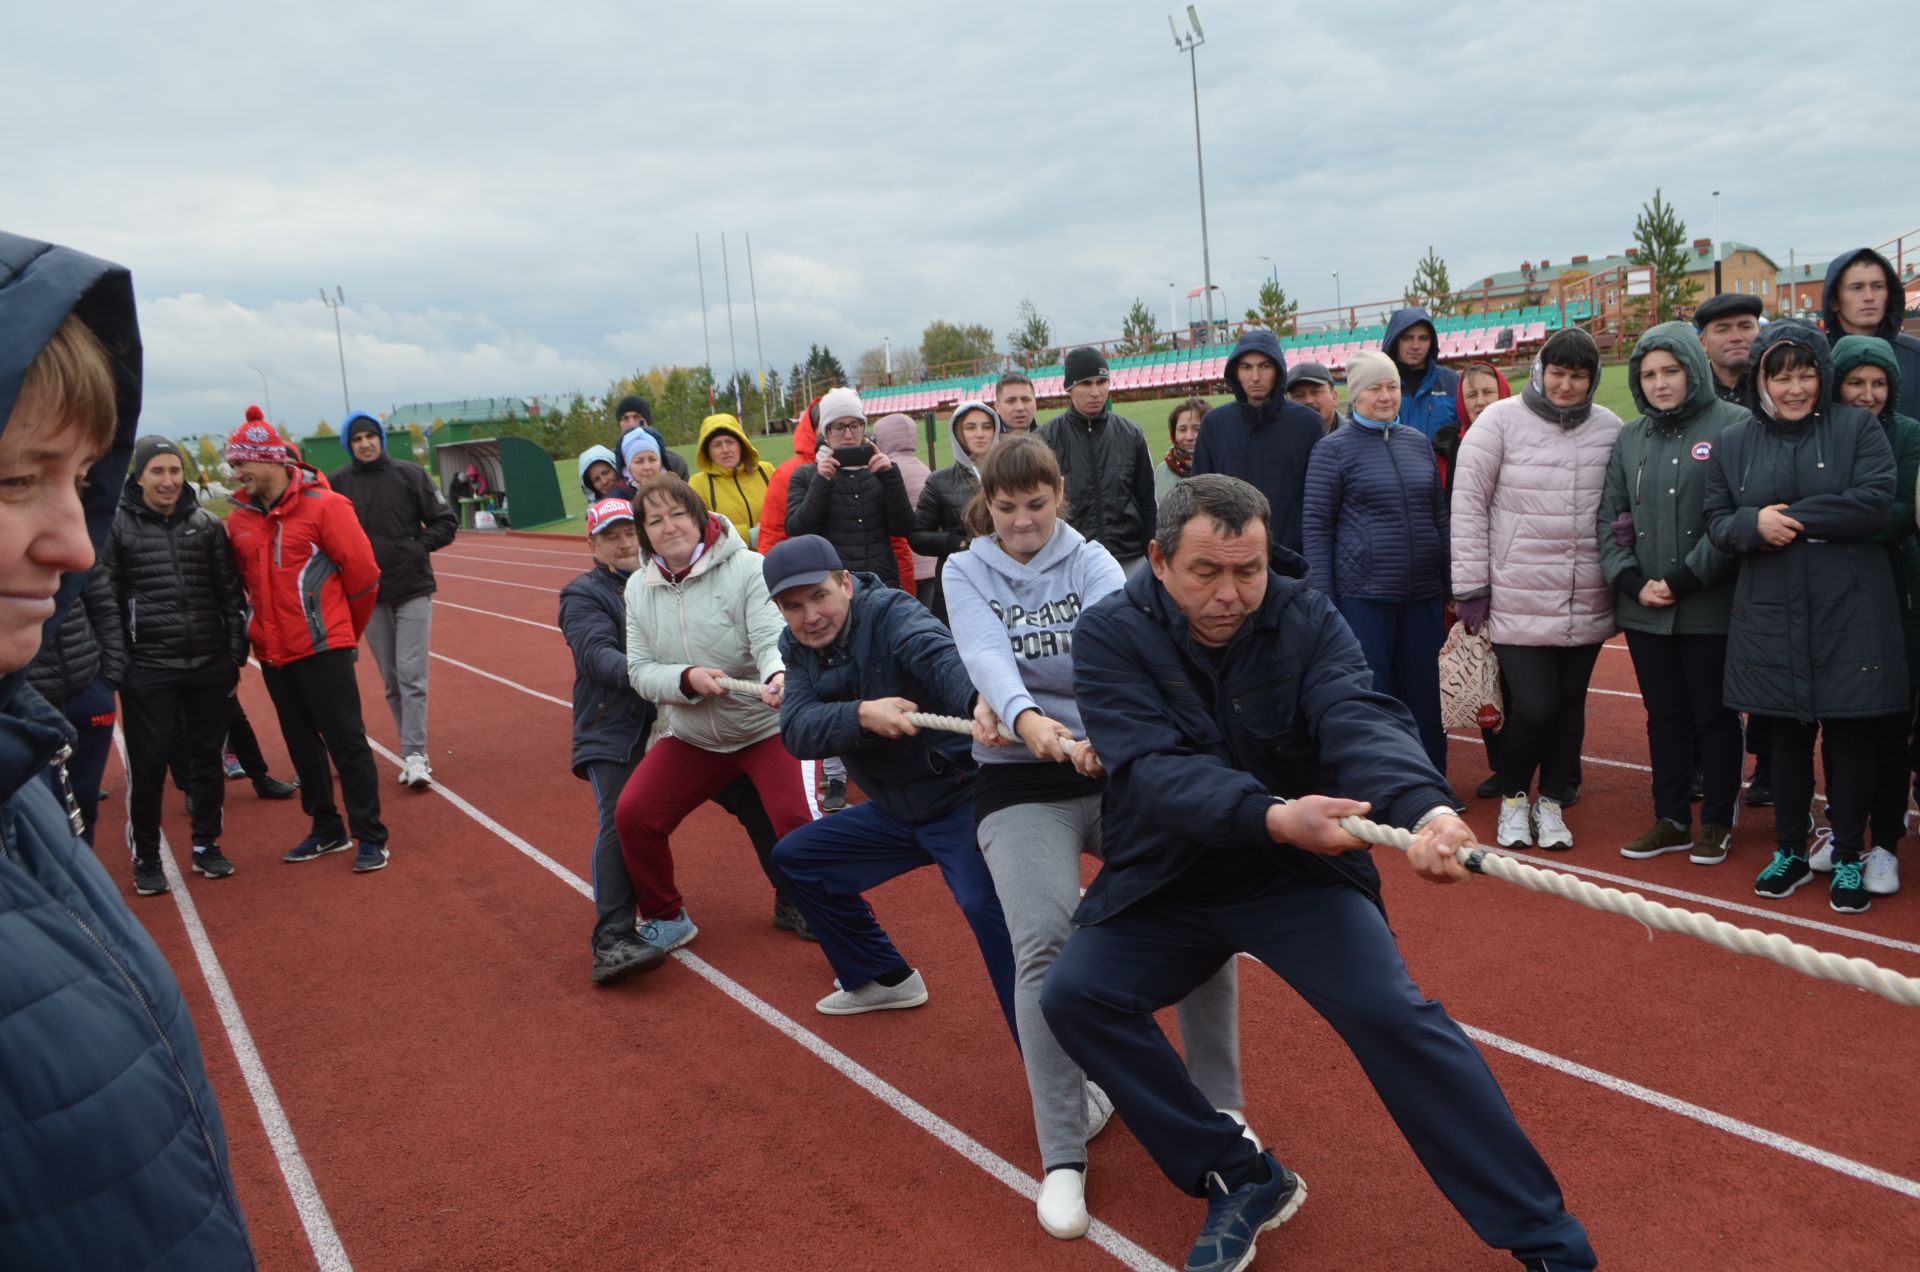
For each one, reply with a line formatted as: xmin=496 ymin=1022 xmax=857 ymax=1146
xmin=832 ymin=444 xmax=876 ymax=468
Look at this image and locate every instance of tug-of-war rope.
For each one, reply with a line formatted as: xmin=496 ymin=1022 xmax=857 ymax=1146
xmin=715 ymin=678 xmax=1920 ymax=1009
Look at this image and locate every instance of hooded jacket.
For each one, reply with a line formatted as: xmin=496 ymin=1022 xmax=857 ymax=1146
xmin=1822 ymin=249 xmax=1920 ymax=420
xmin=755 ymin=401 xmax=818 ymax=557
xmin=1191 ymin=328 xmax=1324 ymax=554
xmin=103 ymin=480 xmax=250 ymax=680
xmin=559 ymin=558 xmax=654 ymax=777
xmin=1438 ymin=362 xmax=1511 ymax=498
xmin=0 ymin=232 xmax=256 ymax=1268
xmin=873 ymin=414 xmax=935 ymax=580
xmin=912 ymin=400 xmax=1002 ymax=563
xmin=225 ymin=460 xmax=382 ymax=667
xmin=624 ymin=515 xmax=786 ymax=753
xmin=1705 ymin=322 xmax=1906 ymax=720
xmin=1597 ymin=323 xmax=1749 ymax=636
xmin=785 ymin=428 xmax=917 ymax=587
xmin=329 ymin=411 xmax=457 ymax=606
xmin=27 ymin=568 xmax=128 ymax=706
xmin=1831 ymin=334 xmax=1920 ymax=671
xmin=1450 ymin=356 xmax=1625 ymax=646
xmin=1382 ymin=307 xmax=1462 ymax=442
xmin=690 ymin=413 xmax=777 ymax=541
xmin=1301 ymin=401 xmax=1449 ymax=603
xmin=577 ymin=444 xmax=632 ymax=503
xmin=1041 ymin=400 xmax=1159 ymax=564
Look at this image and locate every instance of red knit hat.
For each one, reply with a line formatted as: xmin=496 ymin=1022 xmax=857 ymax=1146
xmin=226 ymin=405 xmax=289 ymax=464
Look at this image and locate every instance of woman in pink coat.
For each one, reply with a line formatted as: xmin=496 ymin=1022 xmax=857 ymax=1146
xmin=1451 ymin=329 xmax=1623 ymax=852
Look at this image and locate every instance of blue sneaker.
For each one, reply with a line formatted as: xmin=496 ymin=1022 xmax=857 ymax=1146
xmin=1185 ymin=1150 xmax=1307 ymax=1272
xmin=283 ymin=834 xmax=353 ymax=863
xmin=637 ymin=908 xmax=698 ymax=954
xmin=352 ymin=842 xmax=390 ymax=873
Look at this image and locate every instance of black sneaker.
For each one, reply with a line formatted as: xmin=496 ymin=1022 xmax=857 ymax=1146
xmin=1829 ymin=860 xmax=1871 ymax=914
xmin=191 ymin=844 xmax=235 ymax=879
xmin=352 ymin=842 xmax=390 ymax=873
xmin=1185 ymin=1151 xmax=1308 ymax=1272
xmin=591 ymin=936 xmax=667 ymax=985
xmin=820 ymin=778 xmax=847 ymax=812
xmin=1745 ymin=767 xmax=1773 ymax=806
xmin=283 ymin=834 xmax=353 ymax=863
xmin=772 ymin=894 xmax=818 ymax=942
xmin=1561 ymin=783 xmax=1581 ymax=808
xmin=1754 ymin=850 xmax=1812 ymax=899
xmin=1474 ymin=773 xmax=1503 ymax=799
xmin=133 ymin=859 xmax=169 ymax=896
xmin=253 ymin=775 xmax=298 ymax=800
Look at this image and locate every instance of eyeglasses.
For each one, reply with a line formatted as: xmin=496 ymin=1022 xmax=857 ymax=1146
xmin=824 ymin=420 xmax=866 ymax=436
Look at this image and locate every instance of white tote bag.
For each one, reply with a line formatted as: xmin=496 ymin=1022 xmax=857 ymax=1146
xmin=1437 ymin=624 xmax=1504 ymax=732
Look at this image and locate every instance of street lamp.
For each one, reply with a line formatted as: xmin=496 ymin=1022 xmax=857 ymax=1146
xmin=246 ymin=363 xmax=273 ymax=424
xmin=1168 ymin=7 xmax=1215 ymax=340
xmin=319 ymin=286 xmax=350 ymax=416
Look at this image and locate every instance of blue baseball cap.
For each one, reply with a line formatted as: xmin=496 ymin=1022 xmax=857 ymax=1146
xmin=762 ymin=534 xmax=843 ymax=597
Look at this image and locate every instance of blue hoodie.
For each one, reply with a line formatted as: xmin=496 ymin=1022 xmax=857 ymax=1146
xmin=1191 ymin=327 xmax=1326 ymax=554
xmin=0 ymin=233 xmax=256 ymax=1267
xmin=1381 ymin=307 xmax=1461 ymax=443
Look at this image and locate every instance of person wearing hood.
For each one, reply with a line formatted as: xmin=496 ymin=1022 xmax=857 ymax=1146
xmin=1810 ymin=334 xmax=1920 ymax=898
xmin=225 ymin=410 xmax=391 ymax=874
xmin=1302 ymin=350 xmax=1451 ymax=773
xmin=615 ymin=475 xmax=817 ymax=958
xmin=1382 ymin=306 xmax=1461 ymax=443
xmin=1823 ymin=248 xmax=1920 ymax=419
xmin=690 ymin=412 xmax=777 ymax=545
xmin=1694 ymin=293 xmax=1762 ymax=407
xmin=621 ymin=425 xmax=667 ymax=490
xmin=331 ymin=411 xmax=458 ymax=790
xmin=756 ymin=395 xmax=820 ymax=557
xmin=1190 ymin=328 xmax=1324 ymax=555
xmin=1154 ymin=396 xmax=1208 ymax=502
xmin=0 ymin=231 xmax=257 ymax=1267
xmin=785 ymin=386 xmax=916 ymax=589
xmin=578 ymin=443 xmax=631 ymax=503
xmin=912 ymin=398 xmax=1002 ymax=620
xmin=943 ymin=435 xmax=1243 ymax=1240
xmin=1452 ymin=328 xmax=1624 ymax=852
xmin=106 ymin=433 xmax=251 ymax=889
xmin=1705 ymin=321 xmax=1904 ymax=915
xmin=871 ymin=412 xmax=931 ymax=593
xmin=1041 ymin=348 xmax=1159 ymax=574
xmin=1597 ymin=323 xmax=1749 ymax=868
xmin=613 ymin=393 xmax=689 ymax=479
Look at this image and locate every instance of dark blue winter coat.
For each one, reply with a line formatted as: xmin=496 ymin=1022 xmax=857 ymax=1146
xmin=1821 ymin=248 xmax=1920 ymax=420
xmin=0 ymin=234 xmax=256 ymax=1267
xmin=557 ymin=562 xmax=654 ymax=777
xmin=1301 ymin=417 xmax=1449 ymax=602
xmin=1382 ymin=307 xmax=1461 ymax=443
xmin=778 ymin=573 xmax=977 ymax=824
xmin=1191 ymin=328 xmax=1325 ymax=554
xmin=1070 ymin=564 xmax=1454 ymax=926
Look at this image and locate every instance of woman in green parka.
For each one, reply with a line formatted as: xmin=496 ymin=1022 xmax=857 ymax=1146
xmin=1598 ymin=323 xmax=1751 ymax=867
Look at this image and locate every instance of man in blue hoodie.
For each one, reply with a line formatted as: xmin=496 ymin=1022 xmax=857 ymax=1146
xmin=1382 ymin=306 xmax=1461 ymax=443
xmin=1190 ymin=328 xmax=1324 ymax=554
xmin=1824 ymin=248 xmax=1920 ymax=419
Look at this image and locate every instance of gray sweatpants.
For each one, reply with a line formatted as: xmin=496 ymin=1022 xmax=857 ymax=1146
xmin=978 ymin=792 xmax=1242 ymax=1172
xmin=364 ymin=594 xmax=432 ymax=756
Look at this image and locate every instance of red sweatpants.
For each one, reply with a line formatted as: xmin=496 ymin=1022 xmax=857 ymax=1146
xmin=616 ymin=733 xmax=816 ymax=920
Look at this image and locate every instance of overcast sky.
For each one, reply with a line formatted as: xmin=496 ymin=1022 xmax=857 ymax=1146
xmin=6 ymin=0 xmax=1912 ymax=437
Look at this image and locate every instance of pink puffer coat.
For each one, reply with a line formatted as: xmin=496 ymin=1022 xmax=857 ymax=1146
xmin=1451 ymin=395 xmax=1624 ymax=646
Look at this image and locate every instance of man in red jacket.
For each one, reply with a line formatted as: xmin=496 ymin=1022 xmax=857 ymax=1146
xmin=224 ymin=410 xmax=390 ymax=872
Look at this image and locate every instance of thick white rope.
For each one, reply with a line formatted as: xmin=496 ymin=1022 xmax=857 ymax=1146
xmin=714 ymin=676 xmax=1920 ymax=1008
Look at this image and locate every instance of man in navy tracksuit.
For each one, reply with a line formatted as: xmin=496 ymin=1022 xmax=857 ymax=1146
xmin=1041 ymin=476 xmax=1594 ymax=1272
xmin=764 ymin=535 xmax=1017 ymax=1031
xmin=1190 ymin=328 xmax=1324 ymax=556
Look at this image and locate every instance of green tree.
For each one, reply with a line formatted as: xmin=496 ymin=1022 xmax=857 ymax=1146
xmin=1404 ymin=246 xmax=1457 ymax=316
xmin=1008 ymin=297 xmax=1053 ymax=368
xmin=1627 ymin=187 xmax=1703 ymax=326
xmin=1118 ymin=298 xmax=1161 ymax=356
xmin=312 ymin=418 xmax=335 ymax=437
xmin=197 ymin=434 xmax=221 ymax=473
xmin=406 ymin=421 xmax=427 ymax=460
xmin=804 ymin=344 xmax=848 ymax=391
xmin=1243 ymin=280 xmax=1299 ymax=336
xmin=920 ymin=320 xmax=996 ymax=374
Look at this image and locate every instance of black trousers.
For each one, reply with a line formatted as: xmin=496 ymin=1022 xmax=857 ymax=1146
xmin=1492 ymin=644 xmax=1603 ymax=801
xmin=1624 ymin=631 xmax=1743 ymax=826
xmin=122 ymin=664 xmax=238 ymax=859
xmin=260 ymin=650 xmax=386 ymax=846
xmin=1864 ymin=704 xmax=1914 ymax=854
xmin=1771 ymin=716 xmax=1875 ymax=864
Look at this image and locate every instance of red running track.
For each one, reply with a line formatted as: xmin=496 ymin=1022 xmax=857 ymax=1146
xmin=105 ymin=534 xmax=1920 ymax=1270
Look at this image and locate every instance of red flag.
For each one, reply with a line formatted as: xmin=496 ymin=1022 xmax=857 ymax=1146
xmin=1186 ymin=286 xmax=1204 ymax=298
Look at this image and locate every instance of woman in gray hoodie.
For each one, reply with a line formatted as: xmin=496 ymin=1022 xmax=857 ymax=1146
xmin=943 ymin=434 xmax=1242 ymax=1242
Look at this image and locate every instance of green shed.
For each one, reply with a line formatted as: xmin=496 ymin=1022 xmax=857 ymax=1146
xmin=434 ymin=436 xmax=565 ymax=529
xmin=299 ymin=432 xmax=350 ymax=478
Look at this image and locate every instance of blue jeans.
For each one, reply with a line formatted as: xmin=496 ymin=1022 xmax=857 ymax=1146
xmin=773 ymin=799 xmax=1017 ymax=1038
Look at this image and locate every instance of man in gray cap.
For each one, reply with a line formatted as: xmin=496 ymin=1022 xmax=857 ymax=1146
xmin=1285 ymin=361 xmax=1344 ymax=432
xmin=1692 ymin=293 xmax=1762 ymax=407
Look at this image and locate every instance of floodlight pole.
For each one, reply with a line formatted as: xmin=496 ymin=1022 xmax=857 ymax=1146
xmin=721 ymin=232 xmax=743 ymax=414
xmin=695 ymin=235 xmax=715 ymax=408
xmin=745 ymin=231 xmax=771 ymax=434
xmin=1171 ymin=10 xmax=1215 ymax=340
xmin=319 ymin=287 xmax=350 ymax=415
xmin=247 ymin=363 xmax=273 ymax=424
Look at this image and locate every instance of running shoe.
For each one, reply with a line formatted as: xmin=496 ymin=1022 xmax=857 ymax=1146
xmin=1496 ymin=795 xmax=1532 ymax=849
xmin=191 ymin=844 xmax=235 ymax=879
xmin=1863 ymin=846 xmax=1901 ymax=896
xmin=133 ymin=858 xmax=169 ymax=896
xmin=1829 ymin=859 xmax=1870 ymax=914
xmin=283 ymin=834 xmax=353 ymax=863
xmin=591 ymin=936 xmax=667 ymax=985
xmin=1186 ymin=1151 xmax=1307 ymax=1272
xmin=1533 ymin=798 xmax=1573 ymax=851
xmin=353 ymin=841 xmax=390 ymax=873
xmin=638 ymin=908 xmax=699 ymax=954
xmin=1754 ymin=850 xmax=1812 ymax=899
xmin=815 ymin=968 xmax=927 ymax=1015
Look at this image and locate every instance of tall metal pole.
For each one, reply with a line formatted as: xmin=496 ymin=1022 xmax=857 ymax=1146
xmin=1184 ymin=34 xmax=1214 ymax=338
xmin=721 ymin=233 xmax=743 ymax=415
xmin=247 ymin=363 xmax=273 ymax=424
xmin=694 ymin=235 xmax=715 ymax=409
xmin=744 ymin=231 xmax=771 ymax=434
xmin=319 ymin=287 xmax=349 ymax=415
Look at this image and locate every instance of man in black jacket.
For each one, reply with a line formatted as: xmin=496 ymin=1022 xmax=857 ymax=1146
xmin=105 ymin=435 xmax=250 ymax=894
xmin=1040 ymin=476 xmax=1595 ymax=1272
xmin=613 ymin=394 xmax=690 ymax=479
xmin=332 ymin=412 xmax=458 ymax=790
xmin=1040 ymin=348 xmax=1157 ymax=573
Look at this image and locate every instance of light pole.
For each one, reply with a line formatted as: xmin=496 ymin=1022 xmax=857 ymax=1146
xmin=721 ymin=232 xmax=743 ymax=414
xmin=318 ymin=287 xmax=349 ymax=416
xmin=1168 ymin=7 xmax=1214 ymax=340
xmin=246 ymin=363 xmax=273 ymax=424
xmin=745 ymin=231 xmax=771 ymax=433
xmin=1332 ymin=271 xmax=1342 ymax=329
xmin=694 ymin=235 xmax=715 ymax=409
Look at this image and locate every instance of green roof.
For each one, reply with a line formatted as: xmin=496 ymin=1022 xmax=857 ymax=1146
xmin=382 ymin=398 xmax=540 ymax=428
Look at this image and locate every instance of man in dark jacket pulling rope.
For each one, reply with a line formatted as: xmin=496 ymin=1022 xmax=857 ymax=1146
xmin=1041 ymin=475 xmax=1595 ymax=1272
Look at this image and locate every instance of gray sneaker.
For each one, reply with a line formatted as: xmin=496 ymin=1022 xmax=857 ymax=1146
xmin=815 ymin=968 xmax=928 ymax=1016
xmin=1690 ymin=822 xmax=1733 ymax=865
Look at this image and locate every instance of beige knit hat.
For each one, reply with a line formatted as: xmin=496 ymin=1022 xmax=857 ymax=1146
xmin=1344 ymin=350 xmax=1400 ymax=414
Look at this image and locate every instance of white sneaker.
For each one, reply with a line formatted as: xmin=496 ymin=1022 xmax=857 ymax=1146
xmin=1496 ymin=795 xmax=1532 ymax=849
xmin=815 ymin=968 xmax=928 ymax=1016
xmin=1036 ymin=1167 xmax=1089 ymax=1239
xmin=1864 ymin=846 xmax=1901 ymax=896
xmin=400 ymin=754 xmax=432 ymax=789
xmin=1533 ymin=798 xmax=1573 ymax=851
xmin=1808 ymin=826 xmax=1835 ymax=872
xmin=1084 ymin=1082 xmax=1114 ymax=1140
xmin=1221 ymin=1107 xmax=1263 ymax=1152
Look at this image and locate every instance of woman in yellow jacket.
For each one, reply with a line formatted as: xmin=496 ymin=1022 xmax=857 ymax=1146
xmin=690 ymin=414 xmax=777 ymax=545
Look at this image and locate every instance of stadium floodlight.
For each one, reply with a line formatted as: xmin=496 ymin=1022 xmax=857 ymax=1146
xmin=1187 ymin=5 xmax=1203 ymax=38
xmin=1168 ymin=9 xmax=1215 ymax=338
xmin=319 ymin=286 xmax=350 ymax=415
xmin=1168 ymin=13 xmax=1181 ymax=48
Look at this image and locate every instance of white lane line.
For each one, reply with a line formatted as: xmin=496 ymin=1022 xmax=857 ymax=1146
xmin=437 ymin=570 xmax=559 ymax=595
xmin=111 ymin=729 xmax=352 ymax=1272
xmin=1459 ymin=1025 xmax=1920 ymax=1200
xmin=486 ymin=540 xmax=595 ymax=560
xmin=366 ymin=737 xmax=1173 ymax=1272
xmin=439 ymin=552 xmax=581 ymax=574
xmin=433 ymin=598 xmax=560 ymax=633
xmin=429 ymin=651 xmax=572 ymax=707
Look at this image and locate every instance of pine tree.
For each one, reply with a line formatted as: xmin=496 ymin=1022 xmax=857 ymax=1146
xmin=1628 ymin=188 xmax=1703 ymax=325
xmin=1243 ymin=280 xmax=1299 ymax=335
xmin=1009 ymin=297 xmax=1053 ymax=368
xmin=1404 ymin=246 xmax=1456 ymax=316
xmin=1118 ymin=298 xmax=1161 ymax=356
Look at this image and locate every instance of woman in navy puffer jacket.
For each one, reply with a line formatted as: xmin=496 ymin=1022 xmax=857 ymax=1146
xmin=1302 ymin=349 xmax=1450 ymax=772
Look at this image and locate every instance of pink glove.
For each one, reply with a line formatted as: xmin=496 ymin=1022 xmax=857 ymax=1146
xmin=1611 ymin=511 xmax=1636 ymax=548
xmin=1455 ymin=596 xmax=1490 ymax=635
